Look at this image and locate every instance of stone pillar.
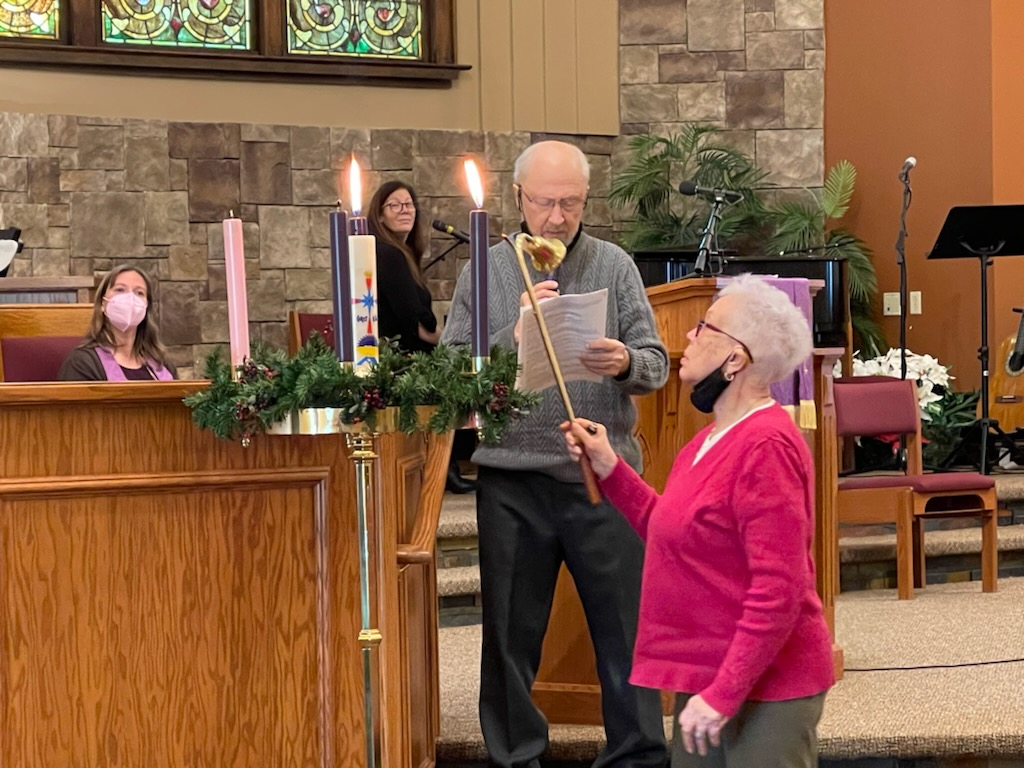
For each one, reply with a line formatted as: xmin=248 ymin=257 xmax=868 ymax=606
xmin=619 ymin=0 xmax=824 ymax=188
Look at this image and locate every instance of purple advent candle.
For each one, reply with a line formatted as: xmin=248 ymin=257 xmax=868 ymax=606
xmin=329 ymin=207 xmax=353 ymax=362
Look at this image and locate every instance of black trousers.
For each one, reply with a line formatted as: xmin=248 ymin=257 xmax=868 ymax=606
xmin=476 ymin=467 xmax=667 ymax=768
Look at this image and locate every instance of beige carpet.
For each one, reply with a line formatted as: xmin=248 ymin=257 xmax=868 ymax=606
xmin=438 ymin=577 xmax=1024 ymax=761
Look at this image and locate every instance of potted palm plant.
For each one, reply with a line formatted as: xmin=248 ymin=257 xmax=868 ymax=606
xmin=766 ymin=160 xmax=885 ymax=356
xmin=609 ymin=124 xmax=771 ymax=282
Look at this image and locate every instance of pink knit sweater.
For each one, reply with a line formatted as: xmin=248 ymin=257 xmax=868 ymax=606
xmin=601 ymin=404 xmax=834 ymax=717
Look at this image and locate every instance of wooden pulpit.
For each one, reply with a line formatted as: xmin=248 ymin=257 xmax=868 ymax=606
xmin=0 ymin=382 xmax=451 ymax=768
xmin=533 ymin=278 xmax=843 ymax=726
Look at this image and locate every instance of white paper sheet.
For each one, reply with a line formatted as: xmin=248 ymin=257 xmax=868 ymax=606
xmin=516 ymin=289 xmax=608 ymax=392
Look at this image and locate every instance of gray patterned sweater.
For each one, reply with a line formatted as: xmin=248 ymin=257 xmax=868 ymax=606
xmin=441 ymin=230 xmax=669 ymax=483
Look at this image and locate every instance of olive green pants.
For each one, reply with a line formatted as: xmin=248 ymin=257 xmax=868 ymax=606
xmin=671 ymin=692 xmax=826 ymax=768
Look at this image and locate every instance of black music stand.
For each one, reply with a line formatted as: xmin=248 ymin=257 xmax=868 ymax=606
xmin=928 ymin=204 xmax=1024 ymax=473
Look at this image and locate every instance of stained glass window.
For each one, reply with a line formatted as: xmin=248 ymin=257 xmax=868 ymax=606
xmin=0 ymin=0 xmax=456 ymax=84
xmin=102 ymin=0 xmax=251 ymax=49
xmin=288 ymin=0 xmax=421 ymax=59
xmin=0 ymin=0 xmax=60 ymax=39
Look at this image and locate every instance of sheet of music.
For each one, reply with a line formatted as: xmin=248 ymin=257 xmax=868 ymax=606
xmin=516 ymin=289 xmax=608 ymax=393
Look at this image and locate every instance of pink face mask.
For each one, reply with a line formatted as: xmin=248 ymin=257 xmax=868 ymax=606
xmin=104 ymin=292 xmax=148 ymax=332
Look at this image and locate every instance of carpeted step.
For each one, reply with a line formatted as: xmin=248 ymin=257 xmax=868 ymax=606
xmin=438 ymin=565 xmax=480 ymax=598
xmin=994 ymin=473 xmax=1024 ymax=502
xmin=840 ymin=522 xmax=1024 ymax=564
xmin=438 ymin=492 xmax=477 ymax=540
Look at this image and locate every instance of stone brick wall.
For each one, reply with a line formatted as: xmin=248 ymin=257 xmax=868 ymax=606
xmin=0 ymin=113 xmax=615 ymax=377
xmin=619 ymin=0 xmax=824 ymax=188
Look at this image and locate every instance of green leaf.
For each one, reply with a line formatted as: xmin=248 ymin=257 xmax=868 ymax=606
xmin=822 ymin=160 xmax=856 ymax=221
xmin=765 ymin=201 xmax=822 ymax=253
xmin=609 ymin=123 xmax=770 ymax=253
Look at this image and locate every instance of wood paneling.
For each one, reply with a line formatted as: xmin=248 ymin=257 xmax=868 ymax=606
xmin=511 ymin=0 xmax=548 ymax=132
xmin=543 ymin=0 xmax=579 ymax=134
xmin=0 ymin=382 xmax=452 ymax=768
xmin=478 ymin=0 xmax=514 ymax=132
xmin=575 ymin=0 xmax=620 ymax=134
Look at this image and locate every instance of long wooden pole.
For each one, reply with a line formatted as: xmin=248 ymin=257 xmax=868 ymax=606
xmin=510 ymin=235 xmax=602 ymax=505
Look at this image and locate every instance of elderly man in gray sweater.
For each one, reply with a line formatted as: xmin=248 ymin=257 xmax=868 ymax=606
xmin=441 ymin=140 xmax=669 ymax=768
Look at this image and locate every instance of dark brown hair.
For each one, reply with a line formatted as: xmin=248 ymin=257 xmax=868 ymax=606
xmin=81 ymin=264 xmax=170 ymax=368
xmin=367 ymin=180 xmax=429 ymax=287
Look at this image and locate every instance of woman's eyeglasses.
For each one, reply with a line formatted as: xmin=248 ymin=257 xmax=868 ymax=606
xmin=383 ymin=201 xmax=416 ymax=213
xmin=695 ymin=319 xmax=754 ymax=362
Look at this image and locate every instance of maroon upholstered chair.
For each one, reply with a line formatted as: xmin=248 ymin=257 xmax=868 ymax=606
xmin=288 ymin=311 xmax=335 ymax=355
xmin=834 ymin=376 xmax=998 ymax=599
xmin=0 ymin=335 xmax=83 ymax=382
xmin=0 ymin=303 xmax=93 ymax=381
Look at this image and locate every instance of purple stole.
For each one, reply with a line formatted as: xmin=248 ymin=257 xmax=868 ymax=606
xmin=762 ymin=277 xmax=816 ymax=430
xmin=95 ymin=346 xmax=174 ymax=382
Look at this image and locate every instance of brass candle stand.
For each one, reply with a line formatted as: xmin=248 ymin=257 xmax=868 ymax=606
xmin=347 ymin=427 xmax=383 ymax=768
xmin=268 ymin=407 xmax=400 ymax=768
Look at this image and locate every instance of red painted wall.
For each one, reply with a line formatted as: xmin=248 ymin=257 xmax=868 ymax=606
xmin=825 ymin=0 xmax=993 ymax=388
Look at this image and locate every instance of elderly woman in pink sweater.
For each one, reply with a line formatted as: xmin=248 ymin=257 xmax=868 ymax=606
xmin=563 ymin=274 xmax=833 ymax=768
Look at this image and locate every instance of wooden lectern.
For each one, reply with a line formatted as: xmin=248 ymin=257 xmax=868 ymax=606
xmin=533 ymin=278 xmax=843 ymax=726
xmin=0 ymin=382 xmax=452 ymax=768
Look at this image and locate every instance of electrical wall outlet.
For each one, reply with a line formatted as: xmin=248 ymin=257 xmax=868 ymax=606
xmin=883 ymin=292 xmax=901 ymax=316
xmin=909 ymin=291 xmax=922 ymax=315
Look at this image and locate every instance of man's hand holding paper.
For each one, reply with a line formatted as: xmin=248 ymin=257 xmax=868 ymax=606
xmin=580 ymin=337 xmax=630 ymax=378
xmin=516 ymin=288 xmax=611 ymax=392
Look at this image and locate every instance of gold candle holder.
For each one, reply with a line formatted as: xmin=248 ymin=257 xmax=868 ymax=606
xmin=347 ymin=430 xmax=384 ymax=768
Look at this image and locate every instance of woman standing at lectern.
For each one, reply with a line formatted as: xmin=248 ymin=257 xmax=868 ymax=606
xmin=58 ymin=264 xmax=177 ymax=382
xmin=367 ymin=180 xmax=440 ymax=353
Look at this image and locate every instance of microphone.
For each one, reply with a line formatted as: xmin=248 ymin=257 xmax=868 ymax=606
xmin=898 ymin=156 xmax=917 ymax=180
xmin=432 ymin=219 xmax=470 ymax=244
xmin=678 ymin=180 xmax=744 ymax=204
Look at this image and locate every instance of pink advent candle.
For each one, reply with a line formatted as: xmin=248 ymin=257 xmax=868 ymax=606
xmin=223 ymin=212 xmax=250 ymax=368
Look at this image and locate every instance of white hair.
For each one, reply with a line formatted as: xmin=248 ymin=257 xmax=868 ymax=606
xmin=717 ymin=273 xmax=813 ymax=384
xmin=513 ymin=141 xmax=591 ymax=185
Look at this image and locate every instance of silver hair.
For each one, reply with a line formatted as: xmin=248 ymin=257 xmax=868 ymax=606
xmin=513 ymin=141 xmax=591 ymax=185
xmin=718 ymin=273 xmax=813 ymax=384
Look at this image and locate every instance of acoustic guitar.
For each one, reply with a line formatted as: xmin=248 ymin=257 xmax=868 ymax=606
xmin=988 ymin=308 xmax=1024 ymax=430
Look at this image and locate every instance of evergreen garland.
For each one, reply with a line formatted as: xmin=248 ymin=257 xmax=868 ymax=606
xmin=184 ymin=335 xmax=540 ymax=445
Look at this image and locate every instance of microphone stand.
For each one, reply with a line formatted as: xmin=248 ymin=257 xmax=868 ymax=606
xmin=895 ymin=170 xmax=913 ymax=380
xmin=682 ymin=193 xmax=728 ymax=279
xmin=891 ymin=168 xmax=913 ymax=470
xmin=423 ymin=239 xmax=463 ymax=272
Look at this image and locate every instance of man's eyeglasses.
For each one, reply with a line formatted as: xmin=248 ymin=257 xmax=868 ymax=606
xmin=695 ymin=319 xmax=754 ymax=363
xmin=519 ymin=188 xmax=587 ymax=215
xmin=383 ymin=201 xmax=416 ymax=213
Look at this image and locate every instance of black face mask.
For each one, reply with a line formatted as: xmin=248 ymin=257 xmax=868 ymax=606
xmin=689 ymin=357 xmax=735 ymax=414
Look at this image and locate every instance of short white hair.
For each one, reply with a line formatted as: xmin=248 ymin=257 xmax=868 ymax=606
xmin=718 ymin=273 xmax=813 ymax=384
xmin=513 ymin=141 xmax=591 ymax=185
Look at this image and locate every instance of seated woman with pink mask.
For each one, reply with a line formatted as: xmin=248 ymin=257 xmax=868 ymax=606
xmin=58 ymin=264 xmax=177 ymax=381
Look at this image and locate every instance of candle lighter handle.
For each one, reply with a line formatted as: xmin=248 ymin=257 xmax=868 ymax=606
xmin=579 ymin=451 xmax=602 ymax=505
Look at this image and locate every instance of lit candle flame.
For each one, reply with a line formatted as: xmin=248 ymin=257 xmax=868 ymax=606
xmin=349 ymin=156 xmax=363 ymax=215
xmin=464 ymin=159 xmax=485 ymax=209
